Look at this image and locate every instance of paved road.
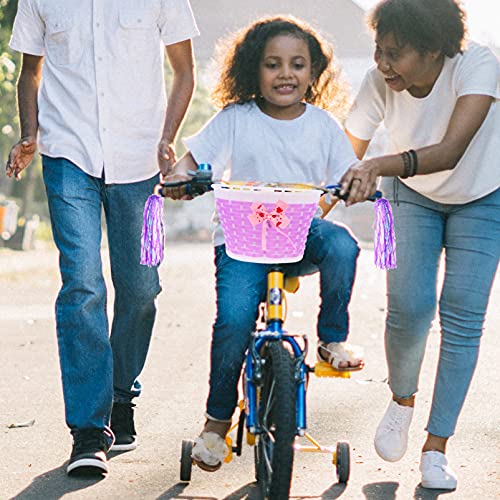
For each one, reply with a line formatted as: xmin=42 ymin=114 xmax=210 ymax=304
xmin=1 ymin=242 xmax=499 ymax=499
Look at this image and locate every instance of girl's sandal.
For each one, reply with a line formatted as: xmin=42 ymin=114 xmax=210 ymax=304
xmin=193 ymin=458 xmax=222 ymax=472
xmin=318 ymin=341 xmax=365 ymax=372
xmin=191 ymin=431 xmax=228 ymax=472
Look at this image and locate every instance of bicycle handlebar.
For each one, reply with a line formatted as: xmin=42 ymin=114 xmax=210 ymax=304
xmin=155 ymin=169 xmax=213 ymax=198
xmin=154 ymin=174 xmax=382 ymax=202
xmin=323 ymin=184 xmax=383 ymax=202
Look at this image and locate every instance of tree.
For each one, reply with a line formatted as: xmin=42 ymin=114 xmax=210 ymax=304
xmin=165 ymin=65 xmax=216 ymax=157
xmin=0 ymin=0 xmax=20 ymax=196
xmin=1 ymin=0 xmax=46 ymax=219
xmin=0 ymin=1 xmax=215 ymax=220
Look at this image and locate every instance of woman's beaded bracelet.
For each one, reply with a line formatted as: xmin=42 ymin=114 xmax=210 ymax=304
xmin=400 ymin=149 xmax=418 ymax=178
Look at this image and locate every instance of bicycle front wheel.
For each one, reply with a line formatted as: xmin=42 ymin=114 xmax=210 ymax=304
xmin=256 ymin=341 xmax=297 ymax=500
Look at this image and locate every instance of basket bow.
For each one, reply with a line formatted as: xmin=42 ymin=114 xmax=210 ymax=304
xmin=248 ymin=201 xmax=293 ymax=252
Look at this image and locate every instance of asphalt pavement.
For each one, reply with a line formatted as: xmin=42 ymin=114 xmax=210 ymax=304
xmin=1 ymin=242 xmax=499 ymax=499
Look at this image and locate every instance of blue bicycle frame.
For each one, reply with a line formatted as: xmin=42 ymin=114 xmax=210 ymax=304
xmin=244 ymin=268 xmax=309 ymax=437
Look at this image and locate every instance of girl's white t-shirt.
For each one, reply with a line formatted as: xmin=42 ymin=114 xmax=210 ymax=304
xmin=345 ymin=42 xmax=500 ymax=204
xmin=184 ymin=100 xmax=358 ymax=246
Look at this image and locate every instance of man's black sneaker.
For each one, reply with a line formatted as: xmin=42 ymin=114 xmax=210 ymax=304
xmin=67 ymin=428 xmax=114 ymax=476
xmin=110 ymin=402 xmax=137 ymax=451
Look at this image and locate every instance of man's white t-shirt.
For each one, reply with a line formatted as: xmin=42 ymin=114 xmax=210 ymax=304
xmin=10 ymin=0 xmax=199 ymax=184
xmin=345 ymin=42 xmax=500 ymax=204
xmin=184 ymin=101 xmax=359 ymax=246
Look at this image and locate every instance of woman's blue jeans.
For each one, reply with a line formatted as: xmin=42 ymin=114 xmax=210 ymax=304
xmin=207 ymin=218 xmax=360 ymax=420
xmin=42 ymin=157 xmax=161 ymax=431
xmin=382 ymin=178 xmax=500 ymax=438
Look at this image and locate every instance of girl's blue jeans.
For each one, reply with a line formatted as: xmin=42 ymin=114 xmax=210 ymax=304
xmin=207 ymin=218 xmax=360 ymax=420
xmin=42 ymin=157 xmax=161 ymax=431
xmin=382 ymin=178 xmax=500 ymax=438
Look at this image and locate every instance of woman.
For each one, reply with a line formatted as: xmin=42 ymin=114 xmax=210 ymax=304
xmin=341 ymin=0 xmax=500 ymax=490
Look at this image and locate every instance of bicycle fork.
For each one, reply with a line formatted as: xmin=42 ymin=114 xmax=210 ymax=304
xmin=245 ymin=269 xmax=308 ymax=436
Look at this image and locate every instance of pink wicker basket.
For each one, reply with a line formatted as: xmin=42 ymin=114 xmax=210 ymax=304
xmin=213 ymin=183 xmax=322 ymax=263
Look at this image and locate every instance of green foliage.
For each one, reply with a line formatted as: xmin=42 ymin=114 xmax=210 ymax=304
xmin=34 ymin=219 xmax=53 ymax=242
xmin=165 ymin=64 xmax=216 ymax=156
xmin=0 ymin=0 xmax=20 ymax=162
xmin=0 ymin=0 xmax=44 ymax=217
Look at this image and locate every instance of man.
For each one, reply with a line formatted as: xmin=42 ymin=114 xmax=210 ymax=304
xmin=6 ymin=0 xmax=199 ymax=476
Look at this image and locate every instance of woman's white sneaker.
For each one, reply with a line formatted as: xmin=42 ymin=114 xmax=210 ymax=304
xmin=420 ymin=451 xmax=457 ymax=490
xmin=374 ymin=400 xmax=414 ymax=462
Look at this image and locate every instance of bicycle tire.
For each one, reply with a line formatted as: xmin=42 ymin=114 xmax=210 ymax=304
xmin=336 ymin=441 xmax=350 ymax=484
xmin=180 ymin=439 xmax=193 ymax=482
xmin=256 ymin=341 xmax=297 ymax=500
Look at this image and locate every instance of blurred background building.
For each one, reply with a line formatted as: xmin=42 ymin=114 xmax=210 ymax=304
xmin=190 ymin=0 xmax=374 ymax=90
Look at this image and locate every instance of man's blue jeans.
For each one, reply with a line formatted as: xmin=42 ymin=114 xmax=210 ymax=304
xmin=207 ymin=218 xmax=360 ymax=420
xmin=382 ymin=178 xmax=500 ymax=438
xmin=42 ymin=157 xmax=161 ymax=431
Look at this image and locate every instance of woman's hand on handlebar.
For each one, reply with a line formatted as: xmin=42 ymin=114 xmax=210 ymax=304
xmin=340 ymin=159 xmax=379 ymax=207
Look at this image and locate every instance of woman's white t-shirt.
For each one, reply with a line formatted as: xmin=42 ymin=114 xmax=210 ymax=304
xmin=345 ymin=42 xmax=500 ymax=204
xmin=184 ymin=100 xmax=358 ymax=245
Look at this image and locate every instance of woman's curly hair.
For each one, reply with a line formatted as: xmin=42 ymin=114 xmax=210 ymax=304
xmin=211 ymin=16 xmax=350 ymax=116
xmin=369 ymin=0 xmax=467 ymax=57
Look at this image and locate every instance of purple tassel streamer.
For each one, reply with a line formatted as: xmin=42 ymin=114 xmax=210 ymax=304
xmin=140 ymin=194 xmax=164 ymax=267
xmin=374 ymin=198 xmax=397 ymax=270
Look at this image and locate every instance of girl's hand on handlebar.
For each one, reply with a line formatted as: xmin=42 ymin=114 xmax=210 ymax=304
xmin=340 ymin=160 xmax=379 ymax=207
xmin=160 ymin=152 xmax=199 ymax=199
xmin=162 ymin=172 xmax=194 ymax=200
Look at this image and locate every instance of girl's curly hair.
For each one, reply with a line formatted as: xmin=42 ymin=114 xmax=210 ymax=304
xmin=211 ymin=16 xmax=350 ymax=116
xmin=369 ymin=0 xmax=467 ymax=57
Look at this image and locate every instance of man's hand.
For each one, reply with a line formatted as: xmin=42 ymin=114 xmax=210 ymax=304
xmin=5 ymin=136 xmax=37 ymax=180
xmin=158 ymin=139 xmax=176 ymax=178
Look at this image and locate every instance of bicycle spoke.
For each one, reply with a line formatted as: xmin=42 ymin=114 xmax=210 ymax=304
xmin=262 ymin=440 xmax=273 ymax=477
xmin=261 ymin=380 xmax=275 ymax=424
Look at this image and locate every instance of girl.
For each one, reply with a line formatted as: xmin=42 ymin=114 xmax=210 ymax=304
xmin=166 ymin=16 xmax=365 ymax=471
xmin=341 ymin=0 xmax=500 ymax=490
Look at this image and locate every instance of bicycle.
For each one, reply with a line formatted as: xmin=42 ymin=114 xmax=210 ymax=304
xmin=156 ymin=166 xmax=383 ymax=499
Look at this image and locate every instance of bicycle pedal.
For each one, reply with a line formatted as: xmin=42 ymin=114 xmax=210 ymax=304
xmin=246 ymin=432 xmax=256 ymax=446
xmin=314 ymin=361 xmax=351 ymax=378
xmin=284 ymin=276 xmax=300 ymax=293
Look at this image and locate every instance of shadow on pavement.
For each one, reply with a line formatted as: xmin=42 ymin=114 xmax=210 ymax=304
xmin=157 ymin=481 xmax=259 ymax=499
xmin=277 ymin=482 xmax=347 ymax=499
xmin=156 ymin=482 xmax=215 ymax=499
xmin=157 ymin=481 xmax=345 ymax=499
xmin=363 ymin=481 xmax=399 ymax=499
xmin=317 ymin=482 xmax=347 ymax=499
xmin=10 ymin=464 xmax=105 ymax=499
xmin=414 ymin=484 xmax=455 ymax=499
xmin=223 ymin=482 xmax=260 ymax=499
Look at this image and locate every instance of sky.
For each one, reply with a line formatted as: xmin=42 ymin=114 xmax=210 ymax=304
xmin=354 ymin=0 xmax=500 ymax=47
